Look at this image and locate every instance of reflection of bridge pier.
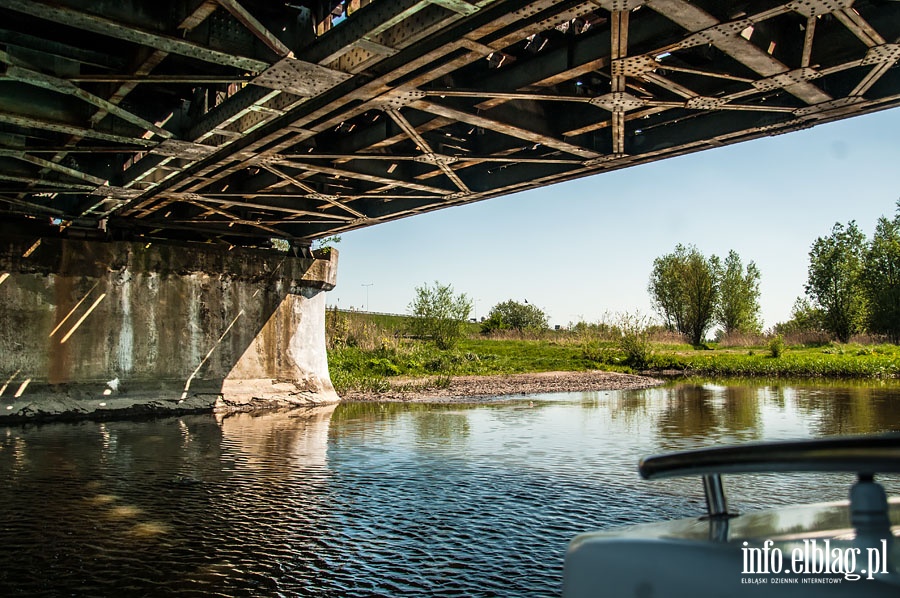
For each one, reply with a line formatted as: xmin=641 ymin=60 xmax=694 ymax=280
xmin=217 ymin=404 xmax=338 ymax=470
xmin=0 ymin=235 xmax=339 ymax=421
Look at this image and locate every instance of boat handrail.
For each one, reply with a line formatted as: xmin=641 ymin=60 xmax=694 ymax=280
xmin=639 ymin=433 xmax=900 ymax=525
xmin=639 ymin=433 xmax=900 ymax=481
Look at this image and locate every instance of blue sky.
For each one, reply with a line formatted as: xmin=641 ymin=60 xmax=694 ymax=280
xmin=326 ymin=107 xmax=900 ymax=330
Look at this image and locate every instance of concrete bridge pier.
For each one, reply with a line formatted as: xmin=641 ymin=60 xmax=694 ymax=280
xmin=0 ymin=235 xmax=339 ymax=421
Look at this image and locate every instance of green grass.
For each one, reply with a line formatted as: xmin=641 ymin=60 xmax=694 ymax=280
xmin=328 ymin=337 xmax=604 ymax=392
xmin=647 ymin=347 xmax=900 ymax=378
xmin=456 ymin=338 xmax=600 ymax=373
xmin=326 ymin=311 xmax=900 ymax=394
xmin=327 ymin=335 xmax=619 ymax=393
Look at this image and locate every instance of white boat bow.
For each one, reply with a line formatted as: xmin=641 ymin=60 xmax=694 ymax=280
xmin=563 ymin=434 xmax=900 ymax=597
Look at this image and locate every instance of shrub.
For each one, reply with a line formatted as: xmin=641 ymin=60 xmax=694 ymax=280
xmin=568 ymin=317 xmax=621 ymax=341
xmin=618 ymin=312 xmax=654 ymax=369
xmin=581 ymin=341 xmax=623 ymax=365
xmin=407 ymin=281 xmax=472 ymax=349
xmin=481 ymin=300 xmax=548 ymax=333
xmin=424 ymin=356 xmax=449 ymax=372
xmin=366 ymin=357 xmax=401 ymax=376
xmin=768 ymin=335 xmax=786 ymax=358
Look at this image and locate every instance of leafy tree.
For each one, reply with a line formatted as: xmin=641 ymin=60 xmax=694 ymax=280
xmin=648 ymin=244 xmax=721 ymax=346
xmin=481 ymin=300 xmax=548 ymax=333
xmin=862 ymin=204 xmax=900 ymax=342
xmin=805 ymin=221 xmax=867 ymax=343
xmin=407 ymin=281 xmax=472 ymax=349
xmin=717 ymin=250 xmax=762 ymax=334
xmin=773 ymin=297 xmax=825 ymax=335
xmin=790 ymin=297 xmax=825 ymax=331
xmin=648 ymin=251 xmax=683 ymax=332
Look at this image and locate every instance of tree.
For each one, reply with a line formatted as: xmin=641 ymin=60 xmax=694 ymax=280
xmin=717 ymin=250 xmax=762 ymax=335
xmin=481 ymin=300 xmax=548 ymax=333
xmin=648 ymin=251 xmax=683 ymax=332
xmin=862 ymin=203 xmax=900 ymax=342
xmin=648 ymin=244 xmax=721 ymax=346
xmin=407 ymin=281 xmax=472 ymax=349
xmin=773 ymin=297 xmax=825 ymax=336
xmin=805 ymin=221 xmax=867 ymax=343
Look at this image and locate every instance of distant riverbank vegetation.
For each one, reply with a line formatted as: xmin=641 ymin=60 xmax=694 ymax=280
xmin=327 ymin=202 xmax=900 ymax=394
xmin=326 ymin=308 xmax=900 ymax=394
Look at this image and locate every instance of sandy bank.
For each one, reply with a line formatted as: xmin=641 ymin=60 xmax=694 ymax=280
xmin=338 ymin=370 xmax=664 ymax=402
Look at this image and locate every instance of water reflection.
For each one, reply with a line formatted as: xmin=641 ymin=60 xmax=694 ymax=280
xmin=792 ymin=385 xmax=900 ymax=436
xmin=0 ymin=382 xmax=899 ymax=596
xmin=650 ymin=384 xmax=762 ymax=449
xmin=217 ymin=404 xmax=337 ymax=469
xmin=411 ymin=411 xmax=470 ymax=444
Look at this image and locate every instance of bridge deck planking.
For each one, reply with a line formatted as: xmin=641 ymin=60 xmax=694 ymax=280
xmin=0 ymin=0 xmax=897 ymax=249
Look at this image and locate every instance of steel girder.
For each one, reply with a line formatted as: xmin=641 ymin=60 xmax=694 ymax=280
xmin=0 ymin=0 xmax=897 ymax=249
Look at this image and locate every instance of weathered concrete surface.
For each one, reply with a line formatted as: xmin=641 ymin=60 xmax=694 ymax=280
xmin=0 ymin=236 xmax=339 ymax=422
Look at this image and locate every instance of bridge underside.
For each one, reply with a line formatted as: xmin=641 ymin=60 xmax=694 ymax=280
xmin=0 ymin=0 xmax=898 ymax=249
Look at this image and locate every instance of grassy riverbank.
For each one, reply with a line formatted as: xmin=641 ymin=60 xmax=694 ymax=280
xmin=326 ymin=311 xmax=900 ymax=394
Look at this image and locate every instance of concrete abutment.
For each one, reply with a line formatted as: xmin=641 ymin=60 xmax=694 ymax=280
xmin=0 ymin=236 xmax=339 ymax=422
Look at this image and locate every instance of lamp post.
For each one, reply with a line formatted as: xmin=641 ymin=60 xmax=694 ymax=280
xmin=362 ymin=283 xmax=373 ymax=312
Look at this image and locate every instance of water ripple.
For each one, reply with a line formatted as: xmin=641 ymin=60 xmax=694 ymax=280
xmin=1 ymin=385 xmax=899 ymax=596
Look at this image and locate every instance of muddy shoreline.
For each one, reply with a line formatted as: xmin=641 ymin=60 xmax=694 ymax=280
xmin=0 ymin=372 xmax=663 ymax=424
xmin=337 ymin=370 xmax=665 ymax=403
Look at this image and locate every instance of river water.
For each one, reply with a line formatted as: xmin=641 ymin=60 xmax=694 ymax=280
xmin=1 ymin=382 xmax=899 ymax=597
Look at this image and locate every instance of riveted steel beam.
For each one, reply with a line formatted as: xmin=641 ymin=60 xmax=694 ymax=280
xmin=384 ymin=107 xmax=471 ymax=192
xmin=214 ymin=0 xmax=293 ymax=57
xmin=409 ymin=99 xmax=602 ymax=158
xmin=0 ymin=112 xmax=157 ymax=147
xmin=0 ymin=0 xmax=271 ymax=71
xmin=0 ymin=28 xmax=126 ymax=70
xmin=0 ymin=61 xmax=173 ymax=139
xmin=0 ymin=0 xmax=898 ymax=246
xmin=9 ymin=153 xmax=108 ymax=186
